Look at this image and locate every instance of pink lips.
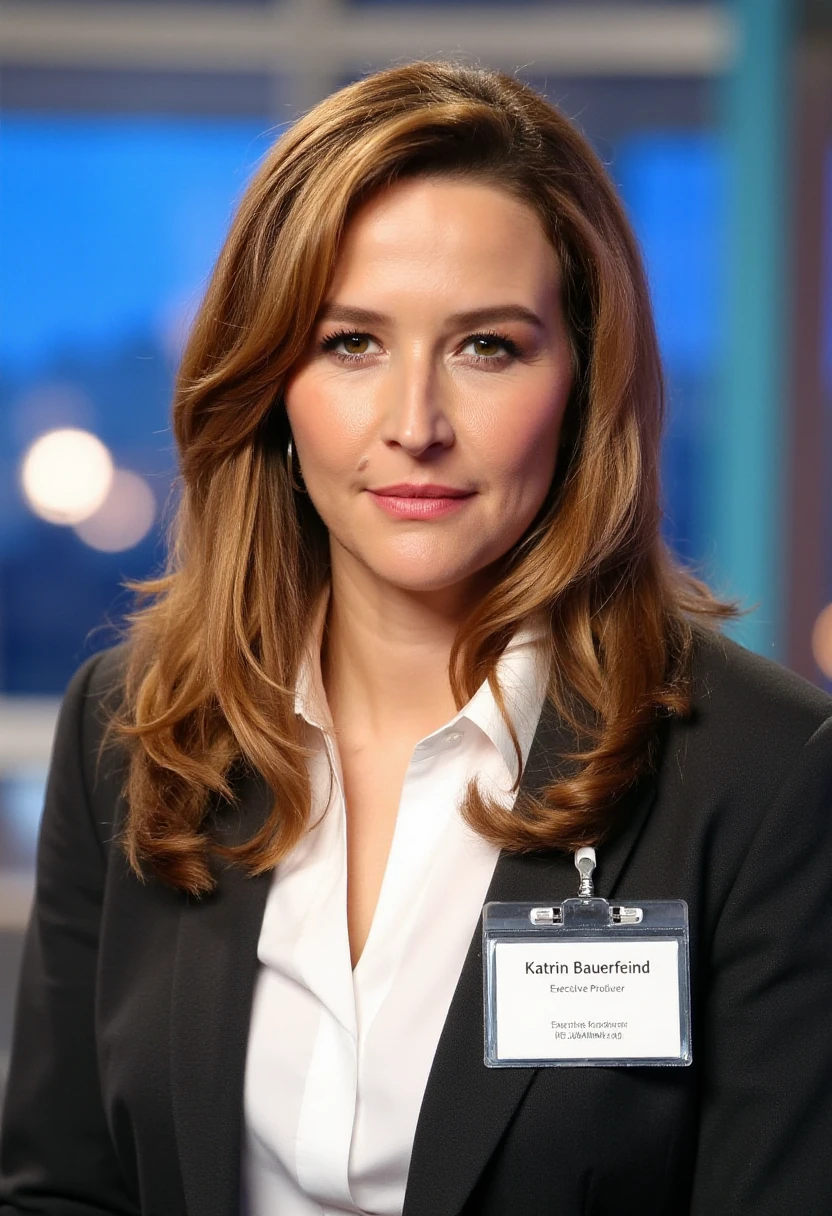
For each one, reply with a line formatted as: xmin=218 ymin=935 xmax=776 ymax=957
xmin=367 ymin=483 xmax=475 ymax=520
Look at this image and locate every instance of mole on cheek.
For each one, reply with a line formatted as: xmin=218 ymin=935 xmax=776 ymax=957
xmin=357 ymin=458 xmax=369 ymax=471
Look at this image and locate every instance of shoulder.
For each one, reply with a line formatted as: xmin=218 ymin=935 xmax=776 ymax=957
xmin=56 ymin=643 xmax=133 ymax=844
xmin=662 ymin=625 xmax=832 ymax=807
xmin=65 ymin=641 xmax=130 ymax=711
xmin=61 ymin=643 xmax=131 ymax=760
xmin=689 ymin=625 xmax=831 ymax=738
xmin=629 ymin=629 xmax=832 ymax=912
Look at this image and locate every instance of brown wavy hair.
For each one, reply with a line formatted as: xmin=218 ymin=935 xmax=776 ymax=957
xmin=114 ymin=59 xmax=731 ymax=894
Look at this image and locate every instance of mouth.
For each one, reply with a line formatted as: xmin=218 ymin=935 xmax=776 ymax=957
xmin=369 ymin=483 xmax=474 ymax=498
xmin=366 ymin=484 xmax=476 ymax=520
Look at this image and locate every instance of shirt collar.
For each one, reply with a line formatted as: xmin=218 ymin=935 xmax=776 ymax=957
xmin=459 ymin=614 xmax=550 ymax=783
xmin=294 ymin=585 xmax=550 ymax=779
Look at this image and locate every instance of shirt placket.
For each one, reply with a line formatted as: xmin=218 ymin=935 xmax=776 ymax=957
xmin=293 ymin=729 xmax=360 ymax=1211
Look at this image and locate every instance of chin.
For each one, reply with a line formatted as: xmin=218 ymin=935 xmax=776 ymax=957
xmin=330 ymin=531 xmax=502 ymax=593
xmin=363 ymin=551 xmax=497 ymax=595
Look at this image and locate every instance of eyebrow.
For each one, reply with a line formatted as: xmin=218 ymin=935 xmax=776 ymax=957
xmin=317 ymin=303 xmax=545 ymax=330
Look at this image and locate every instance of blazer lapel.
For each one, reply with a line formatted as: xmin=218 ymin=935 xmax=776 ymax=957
xmin=170 ymin=768 xmax=273 ymax=1216
xmin=403 ymin=701 xmax=659 ymax=1216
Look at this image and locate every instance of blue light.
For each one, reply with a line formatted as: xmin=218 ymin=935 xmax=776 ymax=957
xmin=0 ymin=116 xmax=278 ymax=374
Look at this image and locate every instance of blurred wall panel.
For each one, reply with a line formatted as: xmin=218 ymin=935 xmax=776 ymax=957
xmin=0 ymin=66 xmax=277 ymax=116
xmin=709 ymin=0 xmax=791 ymax=658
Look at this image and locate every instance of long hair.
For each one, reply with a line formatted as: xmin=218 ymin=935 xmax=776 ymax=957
xmin=114 ymin=59 xmax=731 ymax=894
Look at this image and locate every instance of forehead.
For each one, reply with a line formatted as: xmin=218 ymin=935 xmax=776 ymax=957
xmin=327 ymin=176 xmax=561 ymax=306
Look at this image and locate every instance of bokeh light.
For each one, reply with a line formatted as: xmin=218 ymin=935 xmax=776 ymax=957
xmin=20 ymin=428 xmax=114 ymax=525
xmin=811 ymin=603 xmax=832 ymax=681
xmin=73 ymin=468 xmax=157 ymax=553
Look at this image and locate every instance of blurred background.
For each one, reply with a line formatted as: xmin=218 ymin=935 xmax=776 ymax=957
xmin=0 ymin=0 xmax=830 ymax=1096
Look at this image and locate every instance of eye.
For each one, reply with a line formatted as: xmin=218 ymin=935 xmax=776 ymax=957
xmin=460 ymin=332 xmax=522 ymax=362
xmin=320 ymin=330 xmax=380 ymax=362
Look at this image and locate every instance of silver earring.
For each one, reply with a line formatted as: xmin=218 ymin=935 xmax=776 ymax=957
xmin=286 ymin=436 xmax=305 ymax=493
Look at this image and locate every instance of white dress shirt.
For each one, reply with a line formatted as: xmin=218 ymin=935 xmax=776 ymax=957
xmin=242 ymin=596 xmax=550 ymax=1216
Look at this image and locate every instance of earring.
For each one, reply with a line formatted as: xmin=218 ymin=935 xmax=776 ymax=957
xmin=286 ymin=436 xmax=305 ymax=493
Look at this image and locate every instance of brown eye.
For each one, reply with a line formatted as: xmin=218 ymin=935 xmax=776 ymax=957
xmin=342 ymin=334 xmax=370 ymax=355
xmin=461 ymin=332 xmax=521 ymax=361
xmin=320 ymin=330 xmax=378 ymax=360
xmin=472 ymin=336 xmax=501 ymax=357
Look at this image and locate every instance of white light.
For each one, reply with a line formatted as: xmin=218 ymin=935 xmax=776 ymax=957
xmin=74 ymin=468 xmax=156 ymax=553
xmin=811 ymin=603 xmax=832 ymax=681
xmin=20 ymin=428 xmax=114 ymax=525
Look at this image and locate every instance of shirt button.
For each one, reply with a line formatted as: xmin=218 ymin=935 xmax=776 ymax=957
xmin=445 ymin=731 xmax=463 ymax=744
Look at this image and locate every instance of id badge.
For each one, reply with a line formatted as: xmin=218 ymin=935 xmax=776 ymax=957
xmin=483 ymin=849 xmax=692 ymax=1068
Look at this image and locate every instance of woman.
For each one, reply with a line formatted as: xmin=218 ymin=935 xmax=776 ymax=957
xmin=1 ymin=60 xmax=831 ymax=1216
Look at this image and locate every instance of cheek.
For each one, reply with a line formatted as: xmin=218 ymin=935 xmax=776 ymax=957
xmin=478 ymin=389 xmax=568 ymax=494
xmin=284 ymin=373 xmax=373 ymax=472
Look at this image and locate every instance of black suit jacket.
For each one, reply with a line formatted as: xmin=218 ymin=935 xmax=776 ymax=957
xmin=1 ymin=631 xmax=832 ymax=1215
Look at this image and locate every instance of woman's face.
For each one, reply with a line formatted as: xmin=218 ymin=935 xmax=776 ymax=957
xmin=284 ymin=175 xmax=573 ymax=601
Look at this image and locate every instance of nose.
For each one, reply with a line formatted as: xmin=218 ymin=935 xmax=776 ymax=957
xmin=378 ymin=352 xmax=454 ymax=457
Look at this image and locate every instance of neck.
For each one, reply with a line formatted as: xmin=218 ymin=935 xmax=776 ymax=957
xmin=321 ymin=552 xmax=491 ymax=746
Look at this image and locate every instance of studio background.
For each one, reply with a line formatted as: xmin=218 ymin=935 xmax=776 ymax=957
xmin=1 ymin=0 xmax=830 ymax=1099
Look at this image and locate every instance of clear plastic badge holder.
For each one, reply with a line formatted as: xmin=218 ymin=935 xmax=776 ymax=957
xmin=483 ymin=849 xmax=692 ymax=1067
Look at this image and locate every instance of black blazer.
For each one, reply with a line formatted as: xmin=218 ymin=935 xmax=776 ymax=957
xmin=1 ymin=630 xmax=832 ymax=1216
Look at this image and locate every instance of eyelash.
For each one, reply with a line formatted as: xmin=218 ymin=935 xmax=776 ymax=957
xmin=319 ymin=328 xmax=522 ymax=365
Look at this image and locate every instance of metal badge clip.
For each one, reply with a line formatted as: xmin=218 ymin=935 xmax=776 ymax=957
xmin=574 ymin=846 xmax=596 ymax=897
